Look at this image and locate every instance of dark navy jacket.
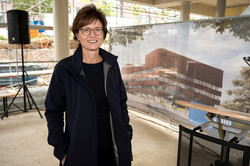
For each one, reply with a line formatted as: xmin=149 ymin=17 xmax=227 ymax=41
xmin=45 ymin=46 xmax=133 ymax=166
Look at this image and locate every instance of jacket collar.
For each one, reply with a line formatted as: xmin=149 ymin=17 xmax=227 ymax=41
xmin=70 ymin=45 xmax=118 ymax=73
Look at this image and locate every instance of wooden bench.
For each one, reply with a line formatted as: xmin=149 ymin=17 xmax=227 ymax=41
xmin=0 ymin=92 xmax=16 ymax=118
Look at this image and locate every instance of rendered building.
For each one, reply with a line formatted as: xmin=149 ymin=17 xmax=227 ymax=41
xmin=122 ymin=48 xmax=223 ymax=106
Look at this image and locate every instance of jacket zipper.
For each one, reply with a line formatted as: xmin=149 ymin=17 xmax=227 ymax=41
xmin=66 ymin=66 xmax=98 ymax=166
xmin=104 ymin=62 xmax=120 ymax=166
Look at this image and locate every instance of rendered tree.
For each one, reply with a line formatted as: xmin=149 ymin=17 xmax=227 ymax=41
xmin=109 ymin=24 xmax=153 ymax=51
xmin=194 ymin=17 xmax=250 ymax=42
xmin=222 ymin=67 xmax=250 ymax=113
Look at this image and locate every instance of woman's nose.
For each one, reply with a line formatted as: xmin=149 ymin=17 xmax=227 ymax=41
xmin=89 ymin=29 xmax=96 ymax=37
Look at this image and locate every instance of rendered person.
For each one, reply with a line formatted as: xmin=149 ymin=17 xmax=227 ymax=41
xmin=45 ymin=4 xmax=133 ymax=166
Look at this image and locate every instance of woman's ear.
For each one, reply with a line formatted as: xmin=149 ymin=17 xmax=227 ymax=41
xmin=76 ymin=33 xmax=79 ymax=41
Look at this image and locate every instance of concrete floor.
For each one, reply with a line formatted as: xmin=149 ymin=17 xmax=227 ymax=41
xmin=0 ymin=109 xmax=179 ymax=166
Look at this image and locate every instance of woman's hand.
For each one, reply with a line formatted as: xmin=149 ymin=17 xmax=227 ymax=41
xmin=61 ymin=154 xmax=67 ymax=166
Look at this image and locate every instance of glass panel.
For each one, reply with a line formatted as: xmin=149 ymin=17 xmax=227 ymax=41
xmin=179 ymin=132 xmax=190 ymax=166
xmin=229 ymin=148 xmax=244 ymax=166
xmin=191 ymin=135 xmax=221 ymax=166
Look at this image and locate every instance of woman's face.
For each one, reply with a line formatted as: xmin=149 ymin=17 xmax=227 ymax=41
xmin=76 ymin=19 xmax=104 ymax=52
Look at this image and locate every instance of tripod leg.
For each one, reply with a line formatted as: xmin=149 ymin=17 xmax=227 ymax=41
xmin=1 ymin=86 xmax=23 ymax=119
xmin=25 ymin=86 xmax=43 ymax=118
xmin=23 ymin=86 xmax=27 ymax=112
xmin=25 ymin=86 xmax=33 ymax=110
xmin=3 ymin=97 xmax=8 ymax=117
xmin=11 ymin=102 xmax=23 ymax=111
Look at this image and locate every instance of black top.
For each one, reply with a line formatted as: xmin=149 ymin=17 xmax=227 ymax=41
xmin=82 ymin=61 xmax=116 ymax=165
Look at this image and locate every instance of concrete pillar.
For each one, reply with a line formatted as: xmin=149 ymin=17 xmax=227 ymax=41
xmin=180 ymin=1 xmax=190 ymax=21
xmin=53 ymin=0 xmax=69 ymax=61
xmin=216 ymin=0 xmax=226 ymax=17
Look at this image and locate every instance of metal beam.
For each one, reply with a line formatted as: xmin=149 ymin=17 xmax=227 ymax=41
xmin=0 ymin=23 xmax=54 ymax=30
xmin=123 ymin=0 xmax=250 ymax=17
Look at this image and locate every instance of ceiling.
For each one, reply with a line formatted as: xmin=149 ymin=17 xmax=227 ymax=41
xmin=123 ymin=0 xmax=250 ymax=17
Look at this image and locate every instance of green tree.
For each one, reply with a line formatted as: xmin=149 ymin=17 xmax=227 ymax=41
xmin=222 ymin=67 xmax=250 ymax=113
xmin=8 ymin=0 xmax=52 ymax=14
xmin=79 ymin=0 xmax=113 ymax=17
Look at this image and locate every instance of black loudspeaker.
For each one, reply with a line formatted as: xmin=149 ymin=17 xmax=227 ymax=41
xmin=7 ymin=10 xmax=30 ymax=44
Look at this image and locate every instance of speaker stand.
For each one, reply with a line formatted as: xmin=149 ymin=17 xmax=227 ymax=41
xmin=1 ymin=44 xmax=43 ymax=119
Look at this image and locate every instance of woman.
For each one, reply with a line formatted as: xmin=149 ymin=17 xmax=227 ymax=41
xmin=45 ymin=4 xmax=133 ymax=166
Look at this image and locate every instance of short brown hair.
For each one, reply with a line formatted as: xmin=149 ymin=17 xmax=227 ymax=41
xmin=72 ymin=4 xmax=108 ymax=40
